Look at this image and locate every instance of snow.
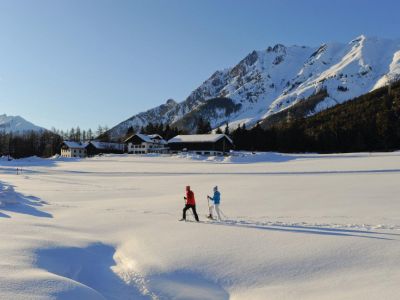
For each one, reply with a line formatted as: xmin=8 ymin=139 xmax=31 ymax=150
xmin=0 ymin=152 xmax=400 ymax=299
xmin=108 ymin=35 xmax=400 ymax=137
xmin=373 ymin=50 xmax=400 ymax=89
xmin=0 ymin=114 xmax=45 ymax=134
xmin=267 ymin=36 xmax=400 ymax=116
xmin=63 ymin=141 xmax=89 ymax=149
xmin=168 ymin=134 xmax=233 ymax=144
xmin=136 ymin=133 xmax=155 ymax=143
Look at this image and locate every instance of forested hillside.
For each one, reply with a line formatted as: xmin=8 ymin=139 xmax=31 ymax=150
xmin=0 ymin=131 xmax=63 ymax=159
xmin=232 ymin=80 xmax=400 ymax=152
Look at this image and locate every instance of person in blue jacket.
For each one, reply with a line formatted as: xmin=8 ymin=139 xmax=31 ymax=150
xmin=207 ymin=186 xmax=222 ymax=221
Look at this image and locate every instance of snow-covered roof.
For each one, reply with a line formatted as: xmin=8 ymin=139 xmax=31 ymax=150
xmin=125 ymin=133 xmax=167 ymax=144
xmin=123 ymin=134 xmax=134 ymax=143
xmin=168 ymin=134 xmax=233 ymax=144
xmin=148 ymin=134 xmax=162 ymax=139
xmin=148 ymin=134 xmax=168 ymax=144
xmin=62 ymin=141 xmax=88 ymax=149
xmin=136 ymin=133 xmax=154 ymax=143
xmin=89 ymin=141 xmax=125 ymax=151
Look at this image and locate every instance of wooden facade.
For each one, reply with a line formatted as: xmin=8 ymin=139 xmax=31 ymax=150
xmin=168 ymin=134 xmax=234 ymax=155
xmin=125 ymin=134 xmax=168 ymax=154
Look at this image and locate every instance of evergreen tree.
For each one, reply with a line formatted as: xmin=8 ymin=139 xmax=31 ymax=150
xmin=69 ymin=128 xmax=76 ymax=141
xmin=224 ymin=123 xmax=230 ymax=136
xmin=196 ymin=117 xmax=205 ymax=134
xmin=87 ymin=129 xmax=93 ymax=140
xmin=76 ymin=127 xmax=81 ymax=141
xmin=196 ymin=117 xmax=211 ymax=134
xmin=96 ymin=126 xmax=103 ymax=138
xmin=126 ymin=126 xmax=134 ymax=137
xmin=215 ymin=127 xmax=223 ymax=134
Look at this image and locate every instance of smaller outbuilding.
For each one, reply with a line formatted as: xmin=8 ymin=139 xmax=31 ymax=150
xmin=61 ymin=141 xmax=125 ymax=158
xmin=124 ymin=133 xmax=168 ymax=154
xmin=167 ymin=134 xmax=233 ymax=155
xmin=85 ymin=141 xmax=125 ymax=157
xmin=60 ymin=141 xmax=88 ymax=158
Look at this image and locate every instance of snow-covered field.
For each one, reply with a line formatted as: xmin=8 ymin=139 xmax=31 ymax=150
xmin=0 ymin=152 xmax=399 ymax=300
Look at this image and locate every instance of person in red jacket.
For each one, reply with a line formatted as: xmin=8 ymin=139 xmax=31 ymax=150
xmin=180 ymin=186 xmax=199 ymax=222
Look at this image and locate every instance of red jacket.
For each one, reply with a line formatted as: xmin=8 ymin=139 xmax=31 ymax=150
xmin=186 ymin=190 xmax=196 ymax=205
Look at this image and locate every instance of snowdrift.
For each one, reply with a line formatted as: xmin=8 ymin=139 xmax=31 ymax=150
xmin=0 ymin=152 xmax=399 ymax=299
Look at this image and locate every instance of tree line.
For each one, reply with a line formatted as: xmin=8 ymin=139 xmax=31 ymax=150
xmin=124 ymin=123 xmax=186 ymax=142
xmin=229 ymin=80 xmax=400 ymax=153
xmin=123 ymin=117 xmax=219 ymax=141
xmin=0 ymin=124 xmax=111 ymax=159
xmin=3 ymin=80 xmax=399 ymax=158
xmin=52 ymin=125 xmax=109 ymax=142
xmin=0 ymin=130 xmax=63 ymax=159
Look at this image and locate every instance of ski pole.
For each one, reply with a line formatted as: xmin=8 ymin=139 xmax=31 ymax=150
xmin=207 ymin=195 xmax=210 ymax=216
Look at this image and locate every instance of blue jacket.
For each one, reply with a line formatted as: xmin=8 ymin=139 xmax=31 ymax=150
xmin=211 ymin=191 xmax=220 ymax=204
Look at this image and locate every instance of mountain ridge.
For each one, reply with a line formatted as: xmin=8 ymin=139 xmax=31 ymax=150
xmin=107 ymin=35 xmax=400 ymax=140
xmin=0 ymin=114 xmax=46 ymax=134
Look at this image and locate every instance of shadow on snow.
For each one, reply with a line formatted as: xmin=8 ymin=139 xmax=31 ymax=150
xmin=36 ymin=243 xmax=147 ymax=300
xmin=205 ymin=220 xmax=397 ymax=241
xmin=0 ymin=183 xmax=52 ymax=218
xmin=36 ymin=243 xmax=229 ymax=300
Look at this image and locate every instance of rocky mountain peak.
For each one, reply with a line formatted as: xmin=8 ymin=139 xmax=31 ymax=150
xmin=165 ymin=99 xmax=177 ymax=106
xmin=107 ymin=35 xmax=400 ymax=140
xmin=0 ymin=114 xmax=45 ymax=134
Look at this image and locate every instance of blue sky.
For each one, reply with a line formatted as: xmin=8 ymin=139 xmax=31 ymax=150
xmin=1 ymin=0 xmax=399 ymax=131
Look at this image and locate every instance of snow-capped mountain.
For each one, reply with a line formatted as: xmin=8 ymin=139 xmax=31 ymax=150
xmin=0 ymin=114 xmax=46 ymax=134
xmin=108 ymin=35 xmax=400 ymax=138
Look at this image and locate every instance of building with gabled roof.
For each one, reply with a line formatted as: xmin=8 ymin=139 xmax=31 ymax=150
xmin=167 ymin=134 xmax=233 ymax=155
xmin=60 ymin=141 xmax=88 ymax=158
xmin=124 ymin=133 xmax=168 ymax=154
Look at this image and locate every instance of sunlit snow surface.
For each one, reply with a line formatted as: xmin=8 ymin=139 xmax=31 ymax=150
xmin=0 ymin=152 xmax=399 ymax=299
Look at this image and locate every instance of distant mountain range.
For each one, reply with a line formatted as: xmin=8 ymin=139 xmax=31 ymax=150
xmin=107 ymin=35 xmax=400 ymax=139
xmin=0 ymin=114 xmax=45 ymax=134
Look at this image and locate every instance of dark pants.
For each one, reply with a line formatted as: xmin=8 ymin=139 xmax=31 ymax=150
xmin=183 ymin=204 xmax=199 ymax=221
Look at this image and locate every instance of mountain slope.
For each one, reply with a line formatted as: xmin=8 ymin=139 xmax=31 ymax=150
xmin=108 ymin=35 xmax=400 ymax=139
xmin=0 ymin=114 xmax=46 ymax=134
xmin=239 ymin=80 xmax=400 ymax=153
